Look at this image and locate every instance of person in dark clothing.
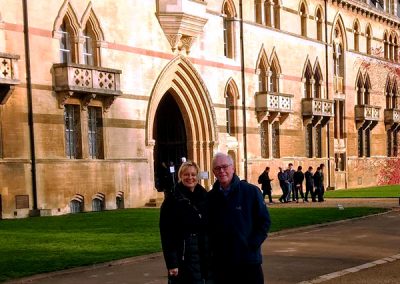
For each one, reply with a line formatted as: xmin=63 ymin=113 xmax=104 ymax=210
xmin=160 ymin=161 xmax=210 ymax=284
xmin=287 ymin=163 xmax=295 ymax=201
xmin=304 ymin=166 xmax=315 ymax=202
xmin=319 ymin=163 xmax=326 ymax=202
xmin=278 ymin=167 xmax=288 ymax=203
xmin=258 ymin=166 xmax=274 ymax=203
xmin=207 ymin=153 xmax=271 ymax=284
xmin=293 ymin=166 xmax=305 ymax=202
xmin=313 ymin=167 xmax=322 ymax=202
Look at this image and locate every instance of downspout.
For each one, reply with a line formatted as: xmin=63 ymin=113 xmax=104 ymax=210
xmin=324 ymin=0 xmax=331 ymax=188
xmin=23 ymin=0 xmax=39 ymax=216
xmin=239 ymin=0 xmax=248 ymax=179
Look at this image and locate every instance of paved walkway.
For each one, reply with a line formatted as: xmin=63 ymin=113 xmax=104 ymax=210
xmin=5 ymin=198 xmax=400 ymax=284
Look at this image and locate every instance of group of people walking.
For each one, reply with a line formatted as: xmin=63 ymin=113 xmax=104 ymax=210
xmin=159 ymin=153 xmax=271 ymax=284
xmin=258 ymin=163 xmax=326 ymax=204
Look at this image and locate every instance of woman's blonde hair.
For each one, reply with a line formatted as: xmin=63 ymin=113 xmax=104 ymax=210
xmin=178 ymin=160 xmax=199 ymax=182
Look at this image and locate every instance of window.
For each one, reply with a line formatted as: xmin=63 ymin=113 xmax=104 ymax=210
xmin=223 ymin=1 xmax=235 ymax=59
xmin=226 ymin=95 xmax=235 ymax=135
xmin=384 ymin=32 xmax=389 ymax=59
xmin=358 ymin=128 xmax=371 ymax=157
xmin=271 ymin=121 xmax=280 ymax=158
xmin=305 ymin=124 xmax=312 ymax=158
xmin=258 ymin=56 xmax=268 ymax=92
xmin=88 ymin=106 xmax=104 ymax=159
xmin=366 ymin=26 xmax=372 ymax=55
xmin=300 ymin=3 xmax=307 ymax=37
xmin=64 ymin=104 xmax=82 ymax=159
xmin=314 ymin=68 xmax=322 ymax=98
xmin=270 ymin=63 xmax=278 ymax=93
xmin=316 ymin=8 xmax=323 ymax=41
xmin=255 ymin=0 xmax=263 ymax=24
xmin=353 ymin=21 xmax=360 ymax=52
xmin=304 ymin=64 xmax=312 ymax=98
xmin=82 ymin=28 xmax=94 ymax=66
xmin=334 ymin=99 xmax=345 ymax=140
xmin=59 ymin=21 xmax=71 ymax=63
xmin=260 ymin=121 xmax=269 ymax=158
xmin=305 ymin=123 xmax=322 ymax=158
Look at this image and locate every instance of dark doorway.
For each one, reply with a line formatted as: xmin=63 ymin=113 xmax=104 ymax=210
xmin=0 ymin=194 xmax=2 ymax=219
xmin=154 ymin=92 xmax=187 ymax=190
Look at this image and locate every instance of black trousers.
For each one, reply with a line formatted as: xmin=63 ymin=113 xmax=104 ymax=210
xmin=214 ymin=263 xmax=264 ymax=284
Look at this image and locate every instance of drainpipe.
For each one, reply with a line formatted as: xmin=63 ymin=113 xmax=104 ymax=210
xmin=324 ymin=0 xmax=331 ymax=188
xmin=239 ymin=0 xmax=248 ymax=179
xmin=23 ymin=0 xmax=39 ymax=216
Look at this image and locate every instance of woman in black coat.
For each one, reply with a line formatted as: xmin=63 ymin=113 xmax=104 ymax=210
xmin=159 ymin=161 xmax=210 ymax=284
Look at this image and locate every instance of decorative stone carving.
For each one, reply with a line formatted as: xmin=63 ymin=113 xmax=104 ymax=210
xmin=0 ymin=52 xmax=20 ymax=104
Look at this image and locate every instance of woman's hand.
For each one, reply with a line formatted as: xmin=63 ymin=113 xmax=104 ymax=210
xmin=169 ymin=268 xmax=178 ymax=276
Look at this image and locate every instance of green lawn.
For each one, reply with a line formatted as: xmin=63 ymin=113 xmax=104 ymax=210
xmin=325 ymin=185 xmax=400 ymax=198
xmin=0 ymin=207 xmax=387 ymax=282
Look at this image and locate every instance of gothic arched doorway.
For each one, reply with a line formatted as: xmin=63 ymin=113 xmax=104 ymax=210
xmin=153 ymin=92 xmax=187 ymax=189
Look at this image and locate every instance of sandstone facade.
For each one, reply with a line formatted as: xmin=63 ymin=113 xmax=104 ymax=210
xmin=0 ymin=0 xmax=399 ymax=218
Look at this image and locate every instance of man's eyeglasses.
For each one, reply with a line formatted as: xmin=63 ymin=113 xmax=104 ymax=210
xmin=213 ymin=164 xmax=232 ymax=172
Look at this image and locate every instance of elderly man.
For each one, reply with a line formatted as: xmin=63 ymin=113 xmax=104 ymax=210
xmin=207 ymin=152 xmax=271 ymax=284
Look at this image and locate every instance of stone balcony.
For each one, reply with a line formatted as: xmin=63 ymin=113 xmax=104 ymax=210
xmin=384 ymin=108 xmax=400 ymax=129
xmin=354 ymin=104 xmax=380 ymax=129
xmin=255 ymin=91 xmax=293 ymax=121
xmin=156 ymin=0 xmax=207 ymax=54
xmin=53 ymin=63 xmax=122 ymax=110
xmin=0 ymin=52 xmax=20 ymax=104
xmin=302 ymin=98 xmax=334 ymax=126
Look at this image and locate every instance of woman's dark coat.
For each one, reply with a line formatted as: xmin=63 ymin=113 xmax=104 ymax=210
xmin=159 ymin=182 xmax=209 ymax=283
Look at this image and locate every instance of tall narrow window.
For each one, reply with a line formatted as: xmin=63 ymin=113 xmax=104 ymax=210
xmin=226 ymin=95 xmax=235 ymax=135
xmin=357 ymin=76 xmax=364 ymax=105
xmin=270 ymin=64 xmax=278 ymax=93
xmin=314 ymin=69 xmax=321 ymax=98
xmin=305 ymin=124 xmax=313 ymax=158
xmin=273 ymin=2 xmax=280 ymax=29
xmin=387 ymin=130 xmax=393 ymax=157
xmin=358 ymin=128 xmax=364 ymax=157
xmin=59 ymin=21 xmax=71 ymax=63
xmin=364 ymin=128 xmax=371 ymax=157
xmin=315 ymin=124 xmax=322 ymax=158
xmin=83 ymin=28 xmax=94 ymax=66
xmin=366 ymin=26 xmax=372 ymax=55
xmin=260 ymin=121 xmax=269 ymax=158
xmin=316 ymin=8 xmax=323 ymax=41
xmin=304 ymin=65 xmax=312 ymax=98
xmin=255 ymin=0 xmax=263 ymax=24
xmin=300 ymin=3 xmax=307 ymax=37
xmin=223 ymin=2 xmax=235 ymax=59
xmin=384 ymin=32 xmax=389 ymax=59
xmin=353 ymin=21 xmax=360 ymax=52
xmin=271 ymin=121 xmax=280 ymax=158
xmin=258 ymin=57 xmax=268 ymax=92
xmin=64 ymin=104 xmax=82 ymax=159
xmin=392 ymin=82 xmax=398 ymax=108
xmin=265 ymin=0 xmax=272 ymax=27
xmin=364 ymin=78 xmax=370 ymax=105
xmin=88 ymin=106 xmax=104 ymax=159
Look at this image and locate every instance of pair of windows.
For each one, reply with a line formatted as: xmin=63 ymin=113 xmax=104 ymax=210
xmin=59 ymin=20 xmax=97 ymax=65
xmin=64 ymin=105 xmax=103 ymax=159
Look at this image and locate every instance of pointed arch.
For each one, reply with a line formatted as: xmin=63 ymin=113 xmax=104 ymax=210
xmin=364 ymin=73 xmax=371 ymax=89
xmin=269 ymin=49 xmax=282 ymax=74
xmin=352 ymin=18 xmax=361 ymax=32
xmin=298 ymin=0 xmax=309 ymax=14
xmin=146 ymin=56 xmax=217 ymax=180
xmin=302 ymin=58 xmax=313 ymax=98
xmin=313 ymin=59 xmax=323 ymax=79
xmin=299 ymin=0 xmax=308 ymax=37
xmin=301 ymin=57 xmax=313 ymax=80
xmin=81 ymin=3 xmax=105 ymax=41
xmin=355 ymin=69 xmax=364 ymax=89
xmin=221 ymin=0 xmax=237 ymax=17
xmin=224 ymin=78 xmax=240 ymax=99
xmin=53 ymin=0 xmax=80 ymax=37
xmin=255 ymin=46 xmax=269 ymax=72
xmin=331 ymin=13 xmax=347 ymax=51
xmin=353 ymin=19 xmax=360 ymax=52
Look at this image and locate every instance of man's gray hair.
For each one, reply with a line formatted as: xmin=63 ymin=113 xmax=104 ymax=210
xmin=212 ymin=152 xmax=234 ymax=167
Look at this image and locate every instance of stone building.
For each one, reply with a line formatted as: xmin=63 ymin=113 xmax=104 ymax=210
xmin=0 ymin=0 xmax=399 ymax=218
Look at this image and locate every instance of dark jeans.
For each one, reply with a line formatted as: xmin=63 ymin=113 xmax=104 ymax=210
xmin=214 ymin=263 xmax=264 ymax=284
xmin=294 ymin=184 xmax=304 ymax=201
xmin=279 ymin=183 xmax=288 ymax=202
xmin=305 ymin=185 xmax=315 ymax=201
xmin=263 ymin=190 xmax=272 ymax=203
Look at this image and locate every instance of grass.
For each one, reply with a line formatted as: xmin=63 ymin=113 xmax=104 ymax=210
xmin=0 ymin=206 xmax=388 ymax=282
xmin=325 ymin=185 xmax=400 ymax=198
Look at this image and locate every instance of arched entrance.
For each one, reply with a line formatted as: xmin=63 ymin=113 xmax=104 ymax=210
xmin=146 ymin=56 xmax=218 ymax=189
xmin=154 ymin=92 xmax=187 ymax=187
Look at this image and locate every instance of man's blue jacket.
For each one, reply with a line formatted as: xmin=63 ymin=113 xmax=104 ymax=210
xmin=207 ymin=174 xmax=271 ymax=265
